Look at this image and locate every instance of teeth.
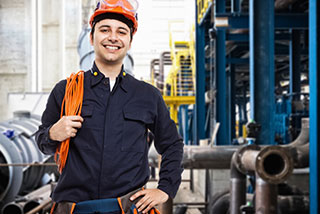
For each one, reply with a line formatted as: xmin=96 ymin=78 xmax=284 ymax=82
xmin=105 ymin=45 xmax=119 ymax=50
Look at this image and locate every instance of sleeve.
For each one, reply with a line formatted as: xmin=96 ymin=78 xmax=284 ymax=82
xmin=149 ymin=91 xmax=184 ymax=198
xmin=35 ymin=80 xmax=66 ymax=155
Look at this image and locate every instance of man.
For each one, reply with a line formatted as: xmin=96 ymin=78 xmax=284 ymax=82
xmin=35 ymin=0 xmax=184 ymax=213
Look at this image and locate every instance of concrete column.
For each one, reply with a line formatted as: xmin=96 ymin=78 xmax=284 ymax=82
xmin=41 ymin=0 xmax=81 ymax=91
xmin=0 ymin=0 xmax=29 ymax=120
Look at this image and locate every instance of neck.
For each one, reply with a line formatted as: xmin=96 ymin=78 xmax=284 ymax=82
xmin=95 ymin=60 xmax=122 ymax=80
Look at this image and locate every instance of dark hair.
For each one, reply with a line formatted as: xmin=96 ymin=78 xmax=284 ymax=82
xmin=90 ymin=13 xmax=134 ymax=40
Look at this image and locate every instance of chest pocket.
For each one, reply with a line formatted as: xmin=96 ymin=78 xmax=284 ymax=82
xmin=80 ymin=105 xmax=95 ymax=128
xmin=122 ymin=108 xmax=153 ymax=152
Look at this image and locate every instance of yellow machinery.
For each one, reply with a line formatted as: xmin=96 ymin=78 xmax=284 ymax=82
xmin=197 ymin=0 xmax=212 ymax=23
xmin=162 ymin=21 xmax=196 ymax=124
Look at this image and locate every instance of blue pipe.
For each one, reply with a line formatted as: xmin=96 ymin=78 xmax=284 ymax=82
xmin=195 ymin=2 xmax=206 ymax=145
xmin=309 ymin=0 xmax=319 ymax=213
xmin=249 ymin=0 xmax=275 ymax=145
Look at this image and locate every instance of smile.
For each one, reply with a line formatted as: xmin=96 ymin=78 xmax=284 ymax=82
xmin=103 ymin=45 xmax=120 ymax=50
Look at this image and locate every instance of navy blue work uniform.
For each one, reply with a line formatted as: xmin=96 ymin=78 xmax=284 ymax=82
xmin=35 ymin=62 xmax=184 ymax=203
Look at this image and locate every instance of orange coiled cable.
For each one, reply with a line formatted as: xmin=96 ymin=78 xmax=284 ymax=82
xmin=55 ymin=70 xmax=84 ymax=173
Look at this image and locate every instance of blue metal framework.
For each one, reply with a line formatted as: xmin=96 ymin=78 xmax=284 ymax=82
xmin=309 ymin=0 xmax=319 ymax=212
xmin=193 ymin=0 xmax=317 ymax=211
xmin=215 ymin=0 xmax=229 ymax=145
xmin=249 ymin=0 xmax=275 ymax=145
xmin=195 ymin=2 xmax=206 ymax=144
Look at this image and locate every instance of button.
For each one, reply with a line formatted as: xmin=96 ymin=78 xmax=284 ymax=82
xmin=103 ymin=80 xmax=108 ymax=85
xmin=93 ymin=71 xmax=98 ymax=76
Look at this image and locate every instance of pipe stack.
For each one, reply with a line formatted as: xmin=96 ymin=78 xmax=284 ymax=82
xmin=0 ymin=112 xmax=53 ymax=208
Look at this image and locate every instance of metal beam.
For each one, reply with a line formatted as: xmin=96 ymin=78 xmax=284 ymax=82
xmin=195 ymin=2 xmax=206 ymax=144
xmin=163 ymin=96 xmax=195 ymax=105
xmin=230 ymin=62 xmax=236 ymax=140
xmin=216 ymin=0 xmax=229 ymax=145
xmin=309 ymin=0 xmax=319 ymax=213
xmin=249 ymin=0 xmax=275 ymax=145
xmin=226 ymin=33 xmax=292 ymax=41
xmin=289 ymin=30 xmax=302 ymax=133
xmin=226 ymin=58 xmax=249 ymax=65
xmin=215 ymin=13 xmax=308 ymax=29
xmin=232 ymin=0 xmax=241 ymax=13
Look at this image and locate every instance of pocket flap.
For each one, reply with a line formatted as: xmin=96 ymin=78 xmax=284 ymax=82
xmin=123 ymin=108 xmax=153 ymax=124
xmin=81 ymin=105 xmax=94 ymax=117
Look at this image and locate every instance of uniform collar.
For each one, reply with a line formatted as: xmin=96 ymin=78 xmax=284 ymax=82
xmin=90 ymin=62 xmax=104 ymax=87
xmin=90 ymin=62 xmax=128 ymax=92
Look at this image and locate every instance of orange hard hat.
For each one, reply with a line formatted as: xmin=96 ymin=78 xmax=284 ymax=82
xmin=89 ymin=0 xmax=138 ymax=35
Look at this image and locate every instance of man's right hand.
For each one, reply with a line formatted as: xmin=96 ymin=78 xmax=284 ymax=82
xmin=49 ymin=115 xmax=84 ymax=142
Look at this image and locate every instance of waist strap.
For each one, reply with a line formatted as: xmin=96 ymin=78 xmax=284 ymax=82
xmin=74 ymin=198 xmax=120 ymax=213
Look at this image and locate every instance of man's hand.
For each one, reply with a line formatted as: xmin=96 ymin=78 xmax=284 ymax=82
xmin=130 ymin=189 xmax=169 ymax=214
xmin=49 ymin=115 xmax=83 ymax=142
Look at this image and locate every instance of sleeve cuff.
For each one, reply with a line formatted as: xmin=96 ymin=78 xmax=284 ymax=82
xmin=157 ymin=183 xmax=177 ymax=199
xmin=44 ymin=125 xmax=60 ymax=145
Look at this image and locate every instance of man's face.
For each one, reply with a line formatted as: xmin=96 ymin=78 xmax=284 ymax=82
xmin=90 ymin=19 xmax=131 ymax=66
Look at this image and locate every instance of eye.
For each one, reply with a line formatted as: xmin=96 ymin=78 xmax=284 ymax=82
xmin=100 ymin=28 xmax=110 ymax=33
xmin=119 ymin=30 xmax=128 ymax=35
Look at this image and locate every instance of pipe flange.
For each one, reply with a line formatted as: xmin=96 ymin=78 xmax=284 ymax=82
xmin=255 ymin=146 xmax=293 ymax=184
xmin=234 ymin=144 xmax=260 ymax=175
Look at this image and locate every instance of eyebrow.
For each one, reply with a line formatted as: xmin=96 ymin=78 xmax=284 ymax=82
xmin=98 ymin=25 xmax=129 ymax=32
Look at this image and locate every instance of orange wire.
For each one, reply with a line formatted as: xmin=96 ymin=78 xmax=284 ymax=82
xmin=55 ymin=71 xmax=84 ymax=173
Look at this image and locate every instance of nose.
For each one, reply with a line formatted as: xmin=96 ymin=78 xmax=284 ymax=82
xmin=108 ymin=31 xmax=119 ymax=42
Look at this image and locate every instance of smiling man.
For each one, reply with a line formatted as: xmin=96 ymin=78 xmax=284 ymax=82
xmin=35 ymin=1 xmax=184 ymax=214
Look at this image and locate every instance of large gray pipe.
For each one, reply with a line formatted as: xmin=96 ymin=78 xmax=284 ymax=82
xmin=0 ymin=112 xmax=51 ymax=207
xmin=149 ymin=145 xmax=238 ymax=169
xmin=282 ymin=118 xmax=309 ymax=168
xmin=230 ymin=145 xmax=294 ymax=214
xmin=149 ymin=117 xmax=308 ymax=170
xmin=158 ymin=52 xmax=172 ymax=93
xmin=2 ymin=184 xmax=52 ymax=214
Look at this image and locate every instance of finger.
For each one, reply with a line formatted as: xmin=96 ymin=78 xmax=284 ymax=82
xmin=138 ymin=198 xmax=152 ymax=212
xmin=135 ymin=195 xmax=149 ymax=209
xmin=68 ymin=128 xmax=78 ymax=137
xmin=70 ymin=121 xmax=82 ymax=129
xmin=68 ymin=115 xmax=84 ymax=122
xmin=130 ymin=190 xmax=146 ymax=201
xmin=143 ymin=202 xmax=156 ymax=214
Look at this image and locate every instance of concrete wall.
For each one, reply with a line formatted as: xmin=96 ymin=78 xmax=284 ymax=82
xmin=0 ymin=0 xmax=81 ymax=120
xmin=41 ymin=0 xmax=81 ymax=91
xmin=0 ymin=0 xmax=29 ymax=120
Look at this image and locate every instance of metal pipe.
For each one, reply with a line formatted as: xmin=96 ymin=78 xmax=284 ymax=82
xmin=274 ymin=0 xmax=299 ymax=11
xmin=210 ymin=193 xmax=230 ymax=214
xmin=1 ymin=202 xmax=24 ymax=214
xmin=158 ymin=52 xmax=172 ymax=93
xmin=285 ymin=118 xmax=309 ymax=148
xmin=230 ymin=145 xmax=294 ymax=214
xmin=2 ymin=184 xmax=52 ymax=214
xmin=23 ymin=184 xmax=52 ymax=213
xmin=255 ymin=175 xmax=278 ymax=214
xmin=149 ymin=145 xmax=238 ymax=169
xmin=0 ymin=113 xmax=52 ymax=206
xmin=25 ymin=198 xmax=52 ymax=214
xmin=230 ymin=153 xmax=246 ymax=214
xmin=278 ymin=195 xmax=309 ymax=214
xmin=282 ymin=118 xmax=309 ymax=168
xmin=235 ymin=145 xmax=293 ymax=184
